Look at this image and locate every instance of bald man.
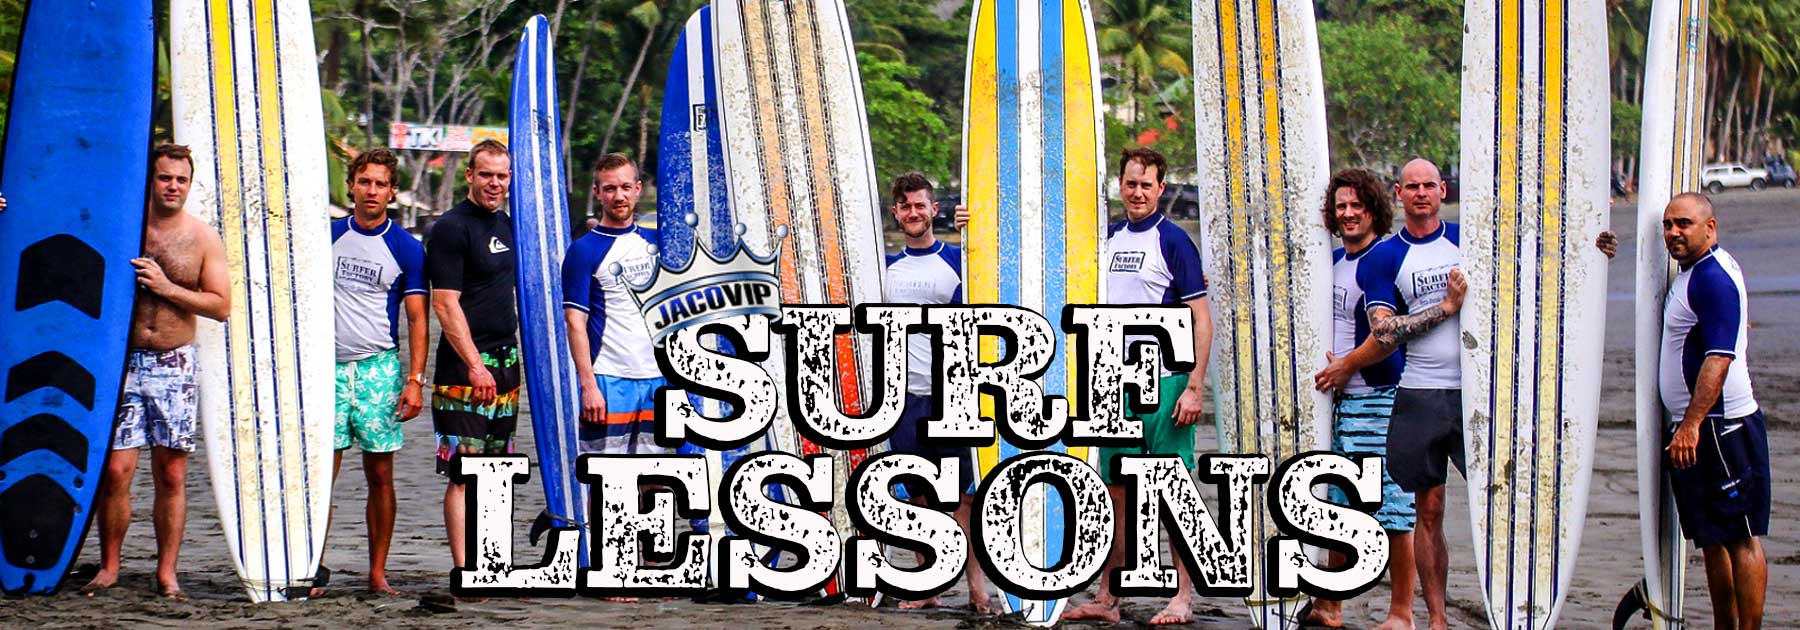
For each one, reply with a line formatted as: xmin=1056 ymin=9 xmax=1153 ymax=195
xmin=1657 ymin=193 xmax=1767 ymax=629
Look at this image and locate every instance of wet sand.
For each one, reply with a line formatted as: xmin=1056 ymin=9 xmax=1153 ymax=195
xmin=4 ymin=189 xmax=1796 ymax=627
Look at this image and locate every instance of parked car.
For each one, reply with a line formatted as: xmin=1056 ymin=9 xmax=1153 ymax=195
xmin=1158 ymin=184 xmax=1201 ymax=219
xmin=933 ymin=195 xmax=960 ymax=233
xmin=1700 ymin=163 xmax=1770 ymax=193
xmin=1763 ymin=157 xmax=1797 ymax=188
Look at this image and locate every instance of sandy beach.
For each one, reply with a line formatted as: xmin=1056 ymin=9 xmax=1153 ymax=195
xmin=3 ymin=189 xmax=1796 ymax=628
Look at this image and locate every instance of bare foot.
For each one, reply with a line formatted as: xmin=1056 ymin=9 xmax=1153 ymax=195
xmin=156 ymin=577 xmax=187 ymax=601
xmin=1303 ymin=600 xmax=1345 ymax=628
xmin=1149 ymin=600 xmax=1193 ymax=626
xmin=1063 ymin=600 xmax=1122 ymax=623
xmin=1374 ymin=617 xmax=1416 ymax=630
xmin=80 ymin=570 xmax=119 ymax=596
xmin=969 ymin=595 xmax=994 ymax=615
xmin=899 ymin=596 xmax=943 ymax=610
xmin=369 ymin=579 xmax=402 ymax=596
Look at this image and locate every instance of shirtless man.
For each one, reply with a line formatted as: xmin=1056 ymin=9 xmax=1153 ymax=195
xmin=84 ymin=143 xmax=231 ymax=598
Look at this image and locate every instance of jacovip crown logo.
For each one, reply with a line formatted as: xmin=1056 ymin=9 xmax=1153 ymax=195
xmin=620 ymin=215 xmax=787 ymax=345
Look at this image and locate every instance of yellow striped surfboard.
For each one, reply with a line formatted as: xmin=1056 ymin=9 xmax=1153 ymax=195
xmin=1191 ymin=0 xmax=1335 ymax=626
xmin=1458 ymin=0 xmax=1610 ymax=626
xmin=961 ymin=0 xmax=1104 ymax=624
xmin=172 ymin=0 xmax=334 ymax=603
xmin=1627 ymin=0 xmax=1709 ymax=625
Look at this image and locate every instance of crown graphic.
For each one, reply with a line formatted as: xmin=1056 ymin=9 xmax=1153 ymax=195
xmin=621 ymin=215 xmax=787 ymax=345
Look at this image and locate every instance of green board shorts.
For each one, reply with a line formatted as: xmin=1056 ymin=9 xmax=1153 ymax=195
xmin=334 ymin=348 xmax=406 ymax=453
xmin=1098 ymin=374 xmax=1194 ymax=484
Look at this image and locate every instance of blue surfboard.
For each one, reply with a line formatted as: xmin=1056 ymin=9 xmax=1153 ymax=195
xmin=657 ymin=6 xmax=785 ymax=594
xmin=508 ymin=15 xmax=587 ymax=565
xmin=0 ymin=1 xmax=154 ymax=595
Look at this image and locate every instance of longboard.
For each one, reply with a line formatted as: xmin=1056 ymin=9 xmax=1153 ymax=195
xmin=657 ymin=6 xmax=787 ymax=596
xmin=1191 ymin=0 xmax=1335 ymax=626
xmin=712 ymin=0 xmax=885 ymax=602
xmin=0 ymin=0 xmax=153 ymax=596
xmin=960 ymin=0 xmax=1104 ymax=623
xmin=172 ymin=0 xmax=335 ymax=603
xmin=1621 ymin=0 xmax=1710 ymax=626
xmin=1458 ymin=0 xmax=1610 ymax=625
xmin=509 ymin=14 xmax=588 ymax=565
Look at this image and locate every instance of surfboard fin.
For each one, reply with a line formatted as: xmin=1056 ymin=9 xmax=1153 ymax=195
xmin=528 ymin=510 xmax=556 ymax=546
xmin=1613 ymin=578 xmax=1649 ymax=629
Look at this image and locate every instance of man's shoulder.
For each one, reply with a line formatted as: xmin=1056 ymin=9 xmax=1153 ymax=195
xmin=177 ymin=210 xmax=224 ymax=247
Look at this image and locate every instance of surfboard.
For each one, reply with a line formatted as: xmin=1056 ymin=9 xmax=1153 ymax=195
xmin=172 ymin=0 xmax=335 ymax=603
xmin=0 ymin=1 xmax=153 ymax=596
xmin=1458 ymin=0 xmax=1610 ymax=625
xmin=1620 ymin=0 xmax=1709 ymax=627
xmin=508 ymin=14 xmax=589 ymax=566
xmin=712 ymin=0 xmax=885 ymax=602
xmin=961 ymin=0 xmax=1103 ymax=623
xmin=1191 ymin=0 xmax=1335 ymax=625
xmin=655 ymin=7 xmax=786 ymax=596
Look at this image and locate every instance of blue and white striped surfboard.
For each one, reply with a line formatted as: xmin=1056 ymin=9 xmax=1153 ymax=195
xmin=173 ymin=0 xmax=335 ymax=603
xmin=509 ymin=14 xmax=588 ymax=565
xmin=0 ymin=0 xmax=153 ymax=596
xmin=962 ymin=0 xmax=1105 ymax=624
xmin=657 ymin=6 xmax=784 ymax=594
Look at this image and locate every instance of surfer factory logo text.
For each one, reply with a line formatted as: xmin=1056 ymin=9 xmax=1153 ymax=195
xmin=445 ymin=231 xmax=1391 ymax=602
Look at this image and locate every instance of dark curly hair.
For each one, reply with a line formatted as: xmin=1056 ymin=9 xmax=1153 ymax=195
xmin=347 ymin=147 xmax=400 ymax=186
xmin=1118 ymin=147 xmax=1168 ymax=183
xmin=889 ymin=171 xmax=933 ymax=207
xmin=1321 ymin=168 xmax=1393 ymax=238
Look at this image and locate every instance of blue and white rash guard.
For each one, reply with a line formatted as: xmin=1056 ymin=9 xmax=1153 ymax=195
xmin=1332 ymin=241 xmax=1405 ymax=394
xmin=1355 ymin=221 xmax=1461 ymax=389
xmin=332 ymin=217 xmax=427 ymax=362
xmin=1660 ymin=245 xmax=1758 ymax=421
xmin=885 ymin=242 xmax=963 ymax=396
xmin=1105 ymin=211 xmax=1208 ymax=374
xmin=561 ymin=224 xmax=662 ymax=379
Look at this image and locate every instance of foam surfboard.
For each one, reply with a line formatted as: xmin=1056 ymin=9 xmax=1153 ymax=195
xmin=509 ymin=15 xmax=589 ymax=566
xmin=0 ymin=1 xmax=153 ymax=596
xmin=712 ymin=0 xmax=885 ymax=602
xmin=656 ymin=6 xmax=787 ymax=596
xmin=1458 ymin=0 xmax=1610 ymax=625
xmin=1191 ymin=0 xmax=1335 ymax=625
xmin=1618 ymin=0 xmax=1709 ymax=626
xmin=960 ymin=0 xmax=1104 ymax=623
xmin=172 ymin=0 xmax=335 ymax=602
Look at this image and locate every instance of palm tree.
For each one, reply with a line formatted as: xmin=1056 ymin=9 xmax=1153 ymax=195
xmin=1098 ymin=0 xmax=1190 ymax=128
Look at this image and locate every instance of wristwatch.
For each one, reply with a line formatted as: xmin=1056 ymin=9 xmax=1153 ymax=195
xmin=407 ymin=373 xmax=426 ymax=386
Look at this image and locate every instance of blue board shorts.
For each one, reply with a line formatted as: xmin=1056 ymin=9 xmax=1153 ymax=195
xmin=579 ymin=375 xmax=669 ymax=455
xmin=1668 ymin=410 xmax=1770 ymax=548
xmin=111 ymin=346 xmax=198 ymax=452
xmin=1327 ymin=387 xmax=1416 ymax=531
xmin=887 ymin=393 xmax=976 ymax=500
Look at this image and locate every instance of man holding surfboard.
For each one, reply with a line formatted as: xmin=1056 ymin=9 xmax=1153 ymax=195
xmin=1656 ymin=193 xmax=1768 ymax=630
xmin=881 ymin=172 xmax=990 ymax=613
xmin=561 ymin=153 xmax=665 ymax=457
xmin=85 ymin=143 xmax=232 ymax=599
xmin=426 ymin=139 xmax=522 ymax=572
xmin=1065 ymin=147 xmax=1213 ymax=626
xmin=1305 ymin=169 xmax=1416 ymax=630
xmin=329 ymin=147 xmax=428 ymax=595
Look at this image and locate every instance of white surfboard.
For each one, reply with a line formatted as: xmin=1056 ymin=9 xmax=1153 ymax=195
xmin=1628 ymin=0 xmax=1710 ymax=626
xmin=1191 ymin=0 xmax=1335 ymax=626
xmin=172 ymin=0 xmax=335 ymax=603
xmin=1458 ymin=0 xmax=1610 ymax=626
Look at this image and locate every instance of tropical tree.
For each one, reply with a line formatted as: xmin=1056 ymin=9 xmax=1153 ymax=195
xmin=1097 ymin=0 xmax=1190 ymax=130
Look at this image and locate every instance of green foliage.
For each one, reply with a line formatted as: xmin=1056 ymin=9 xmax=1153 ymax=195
xmin=1317 ymin=14 xmax=1459 ymax=171
xmin=1613 ymin=98 xmax=1642 ymax=168
xmin=858 ymin=51 xmax=953 ymax=188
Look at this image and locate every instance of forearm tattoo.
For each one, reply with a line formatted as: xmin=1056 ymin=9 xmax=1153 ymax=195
xmin=1372 ymin=305 xmax=1453 ymax=347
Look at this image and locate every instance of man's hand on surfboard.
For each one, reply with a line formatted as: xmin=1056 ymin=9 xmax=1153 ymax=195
xmin=1314 ymin=352 xmax=1352 ymax=393
xmin=132 ymin=257 xmax=177 ymax=296
xmin=580 ymin=381 xmax=606 ymax=424
xmin=1441 ymin=268 xmax=1468 ymax=315
xmin=953 ymin=205 xmax=968 ymax=230
xmin=0 ymin=193 xmax=7 ymax=212
xmin=1596 ymin=231 xmax=1618 ymax=259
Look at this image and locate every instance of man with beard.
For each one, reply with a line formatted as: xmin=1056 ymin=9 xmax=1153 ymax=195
xmin=425 ymin=139 xmax=519 ymax=573
xmin=880 ymin=172 xmax=989 ymax=613
xmin=327 ymin=147 xmax=427 ymax=595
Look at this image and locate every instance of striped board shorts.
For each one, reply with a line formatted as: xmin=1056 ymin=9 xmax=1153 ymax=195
xmin=1328 ymin=387 xmax=1416 ymax=531
xmin=579 ymin=374 xmax=669 ymax=456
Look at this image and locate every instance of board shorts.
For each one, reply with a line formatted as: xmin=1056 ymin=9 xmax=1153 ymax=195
xmin=1327 ymin=387 xmax=1415 ymax=531
xmin=112 ymin=345 xmax=199 ymax=452
xmin=1385 ymin=387 xmax=1465 ymax=493
xmin=888 ymin=393 xmax=975 ymax=500
xmin=432 ymin=345 xmax=521 ymax=475
xmin=1098 ymin=374 xmax=1194 ymax=485
xmin=334 ymin=348 xmax=406 ymax=453
xmin=579 ymin=375 xmax=668 ymax=455
xmin=1668 ymin=410 xmax=1770 ymax=548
